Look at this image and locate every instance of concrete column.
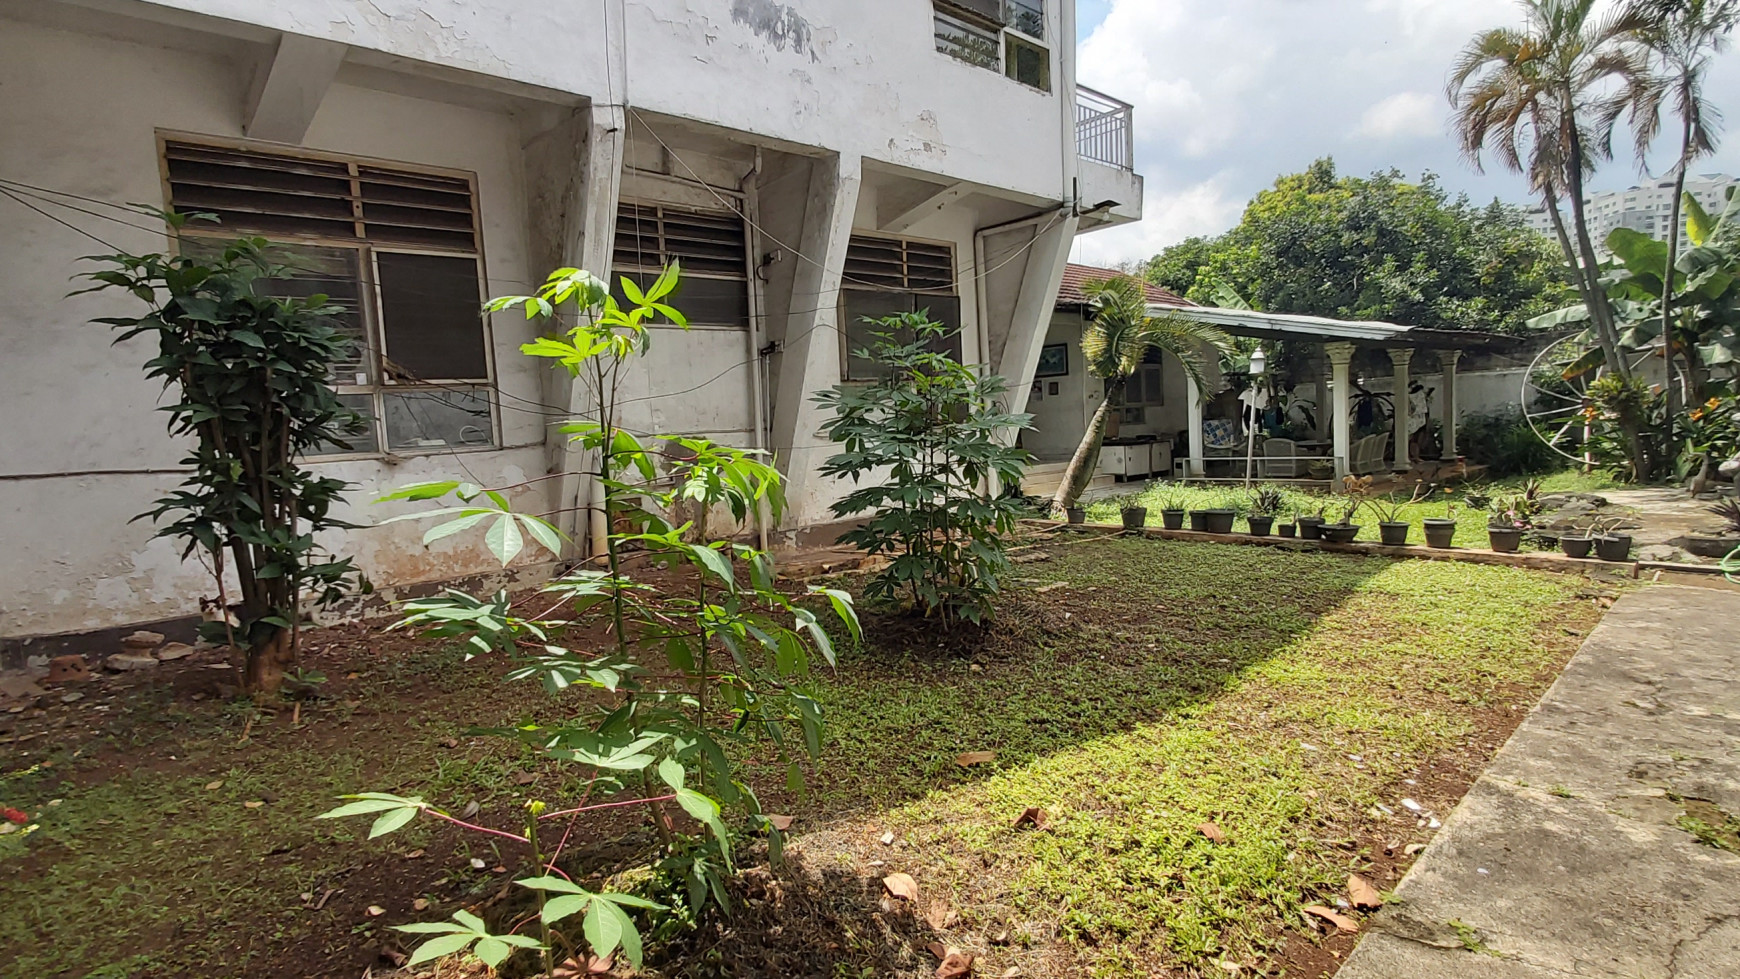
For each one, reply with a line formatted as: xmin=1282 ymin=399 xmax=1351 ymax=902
xmin=244 ymin=34 xmax=347 ymax=144
xmin=1388 ymin=347 xmax=1413 ymax=472
xmin=1440 ymin=348 xmax=1462 ymax=460
xmin=1325 ymin=342 xmax=1356 ymax=482
xmin=769 ymin=153 xmax=862 ymax=527
xmin=993 ymin=213 xmax=1081 ymax=420
xmin=1186 ymin=374 xmax=1205 ymax=479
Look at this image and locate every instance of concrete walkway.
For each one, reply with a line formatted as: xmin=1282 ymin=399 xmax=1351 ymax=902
xmin=1339 ymin=584 xmax=1740 ymax=979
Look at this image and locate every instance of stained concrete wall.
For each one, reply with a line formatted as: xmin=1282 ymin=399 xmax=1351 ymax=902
xmin=0 ymin=16 xmax=552 ymax=640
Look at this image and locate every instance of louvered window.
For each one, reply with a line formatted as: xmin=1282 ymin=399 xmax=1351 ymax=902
xmin=166 ymin=138 xmax=495 ymax=458
xmin=611 ymin=201 xmax=750 ymax=328
xmin=840 ymin=234 xmax=961 ymax=381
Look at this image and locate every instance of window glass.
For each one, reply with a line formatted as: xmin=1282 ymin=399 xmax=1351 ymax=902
xmin=310 ymin=393 xmax=382 ymax=457
xmin=841 ymin=290 xmax=963 ymax=382
xmin=383 ymin=387 xmax=494 ymax=451
xmin=934 ymin=12 xmax=1000 ymax=69
xmin=1006 ymin=35 xmax=1050 ymax=90
xmin=375 ymin=251 xmax=489 ymax=382
xmin=1006 ymin=0 xmax=1044 ymax=39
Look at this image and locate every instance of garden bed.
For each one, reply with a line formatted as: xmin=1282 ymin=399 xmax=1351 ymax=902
xmin=0 ymin=538 xmax=1612 ymax=978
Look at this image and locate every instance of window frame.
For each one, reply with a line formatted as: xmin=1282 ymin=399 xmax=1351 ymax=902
xmin=611 ymin=198 xmax=754 ymax=332
xmin=932 ymin=1 xmax=1051 ymax=93
xmin=156 ymin=131 xmax=500 ymax=462
xmin=838 ymin=230 xmax=963 ymax=384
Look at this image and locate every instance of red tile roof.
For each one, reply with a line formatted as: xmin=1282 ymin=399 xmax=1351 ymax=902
xmin=1057 ymin=263 xmax=1193 ymax=308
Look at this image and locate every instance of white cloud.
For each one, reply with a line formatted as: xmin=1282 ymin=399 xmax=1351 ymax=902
xmin=1070 ymin=177 xmax=1245 ymax=269
xmin=1355 ymin=91 xmax=1442 ymax=141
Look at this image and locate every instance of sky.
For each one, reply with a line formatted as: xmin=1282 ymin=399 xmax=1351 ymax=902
xmin=1067 ymin=0 xmax=1740 ymax=268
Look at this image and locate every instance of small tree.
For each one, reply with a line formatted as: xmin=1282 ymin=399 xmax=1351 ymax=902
xmin=816 ymin=312 xmax=1031 ymax=626
xmin=81 ymin=228 xmax=364 ymax=695
xmin=1051 ymin=275 xmax=1231 ymax=512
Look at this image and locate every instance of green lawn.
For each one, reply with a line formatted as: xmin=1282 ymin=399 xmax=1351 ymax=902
xmin=0 ymin=539 xmax=1606 ymax=978
xmin=1082 ymin=469 xmax=1625 ymax=548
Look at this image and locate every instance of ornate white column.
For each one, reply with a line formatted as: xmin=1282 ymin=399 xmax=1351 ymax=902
xmin=1388 ymin=347 xmax=1413 ymax=472
xmin=1325 ymin=342 xmax=1356 ymax=481
xmin=1439 ymin=348 xmax=1462 ymax=460
xmin=1186 ymin=374 xmax=1205 ymax=479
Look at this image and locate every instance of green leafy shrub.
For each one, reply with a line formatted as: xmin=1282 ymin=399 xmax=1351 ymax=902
xmin=81 ymin=224 xmax=366 ymax=695
xmin=321 ymin=266 xmax=859 ymax=975
xmin=816 ymin=312 xmax=1032 ymax=626
xmin=1458 ymin=408 xmax=1561 ymax=478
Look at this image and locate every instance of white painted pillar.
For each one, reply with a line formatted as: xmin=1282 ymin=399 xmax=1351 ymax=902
xmin=1387 ymin=347 xmax=1413 ymax=472
xmin=1440 ymin=348 xmax=1462 ymax=460
xmin=1186 ymin=375 xmax=1205 ymax=479
xmin=994 ymin=214 xmax=1081 ymax=420
xmin=769 ymin=153 xmax=862 ymax=527
xmin=1325 ymin=342 xmax=1355 ymax=482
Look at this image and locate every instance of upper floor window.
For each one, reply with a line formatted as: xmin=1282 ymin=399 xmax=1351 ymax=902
xmin=933 ymin=0 xmax=1051 ymax=92
xmin=163 ymin=138 xmax=495 ymax=458
xmin=840 ymin=234 xmax=961 ymax=382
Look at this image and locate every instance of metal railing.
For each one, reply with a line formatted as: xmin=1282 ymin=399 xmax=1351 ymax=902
xmin=1075 ymin=84 xmax=1134 ymax=170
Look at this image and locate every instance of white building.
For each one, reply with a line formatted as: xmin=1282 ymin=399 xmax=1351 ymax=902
xmin=0 ymin=0 xmax=1142 ymax=658
xmin=1523 ymin=173 xmax=1737 ymax=252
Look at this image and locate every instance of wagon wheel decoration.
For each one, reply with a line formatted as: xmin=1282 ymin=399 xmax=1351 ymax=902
xmin=1521 ymin=334 xmax=1688 ymax=462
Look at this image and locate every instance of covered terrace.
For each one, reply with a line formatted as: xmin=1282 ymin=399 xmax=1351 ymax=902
xmin=1169 ymin=305 xmax=1516 ymax=485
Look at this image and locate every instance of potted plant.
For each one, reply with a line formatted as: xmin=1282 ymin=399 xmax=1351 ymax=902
xmin=1065 ymin=505 xmax=1086 ymax=525
xmin=1201 ymin=493 xmax=1239 ymax=534
xmin=1247 ymin=487 xmax=1285 ymax=536
xmin=1486 ymin=494 xmax=1530 ymax=553
xmin=1560 ymin=529 xmax=1594 ymax=559
xmin=1423 ymin=502 xmax=1458 ymax=549
xmin=1120 ymin=497 xmax=1148 ymax=530
xmin=1592 ymin=517 xmax=1633 ymax=562
xmin=1366 ymin=492 xmax=1417 ymax=546
xmin=1278 ymin=508 xmax=1298 ymax=537
xmin=1156 ymin=485 xmax=1189 ymax=530
xmin=1320 ymin=498 xmax=1363 ymax=544
xmin=1297 ymin=504 xmax=1328 ymax=540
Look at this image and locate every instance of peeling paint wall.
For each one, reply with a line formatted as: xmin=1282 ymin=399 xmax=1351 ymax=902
xmin=0 ymin=15 xmax=553 ymax=639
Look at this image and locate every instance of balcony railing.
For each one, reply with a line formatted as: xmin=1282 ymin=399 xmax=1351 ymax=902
xmin=1075 ymin=84 xmax=1134 ymax=171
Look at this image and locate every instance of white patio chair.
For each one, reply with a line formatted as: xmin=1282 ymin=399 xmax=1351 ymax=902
xmin=1261 ymin=438 xmax=1301 ymax=478
xmin=1352 ymin=433 xmax=1389 ymax=475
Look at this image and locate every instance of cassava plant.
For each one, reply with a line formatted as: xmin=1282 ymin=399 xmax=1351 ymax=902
xmin=321 ymin=266 xmax=859 ymax=976
xmin=816 ymin=312 xmax=1032 ymax=626
xmin=80 ymin=222 xmax=365 ymax=695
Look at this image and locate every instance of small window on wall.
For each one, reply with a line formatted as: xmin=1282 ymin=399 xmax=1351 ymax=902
xmin=612 ymin=201 xmax=751 ymax=328
xmin=840 ymin=234 xmax=961 ymax=382
xmin=933 ymin=0 xmax=1049 ymax=91
xmin=1006 ymin=35 xmax=1050 ymax=91
xmin=162 ymin=138 xmax=495 ymax=458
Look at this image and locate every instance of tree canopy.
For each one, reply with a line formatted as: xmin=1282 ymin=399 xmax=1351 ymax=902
xmin=1143 ymin=158 xmax=1576 ymax=333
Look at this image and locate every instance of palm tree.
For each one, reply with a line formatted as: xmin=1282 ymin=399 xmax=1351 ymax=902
xmin=1622 ymin=0 xmax=1738 ymax=399
xmin=1448 ymin=0 xmax=1656 ymax=378
xmin=1051 ymin=276 xmax=1231 ymax=513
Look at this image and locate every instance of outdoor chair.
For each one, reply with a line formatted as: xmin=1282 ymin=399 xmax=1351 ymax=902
xmin=1352 ymin=433 xmax=1390 ymax=475
xmin=1261 ymin=437 xmax=1302 ymax=478
xmin=1196 ymin=417 xmax=1244 ymax=478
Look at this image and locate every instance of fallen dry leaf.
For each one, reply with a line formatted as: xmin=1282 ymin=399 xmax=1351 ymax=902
xmin=1303 ymin=905 xmax=1359 ymax=933
xmin=1405 ymin=843 xmax=1427 ymax=856
xmin=924 ymin=904 xmax=959 ymax=930
xmin=205 ymin=780 xmax=223 ymax=791
xmin=927 ymin=941 xmax=948 ymax=960
xmin=955 ymin=750 xmax=996 ymax=768
xmin=1197 ymin=821 xmax=1228 ymax=844
xmin=880 ymin=830 xmax=896 ymax=845
xmin=1001 ymin=969 xmax=1021 ymax=979
xmin=243 ymin=801 xmax=264 ymax=810
xmin=513 ymin=771 xmax=538 ymax=785
xmin=460 ymin=800 xmax=480 ymax=818
xmin=1347 ymin=874 xmax=1383 ymax=910
xmin=766 ymin=814 xmax=794 ymax=831
xmin=365 ymin=905 xmax=386 ymax=917
xmin=404 ymin=849 xmax=426 ymax=859
xmin=1012 ymin=807 xmax=1049 ymax=831
xmin=882 ymin=872 xmax=920 ymax=902
xmin=412 ymin=898 xmax=429 ymax=911
xmin=935 ymin=949 xmax=975 ymax=978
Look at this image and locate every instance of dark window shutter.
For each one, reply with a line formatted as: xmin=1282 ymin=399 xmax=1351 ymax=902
xmin=375 ymin=252 xmax=488 ymax=382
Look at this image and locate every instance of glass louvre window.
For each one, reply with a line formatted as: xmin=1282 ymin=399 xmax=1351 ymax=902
xmin=164 ymin=139 xmax=495 ymax=457
xmin=1006 ymin=0 xmax=1045 ymax=39
xmin=840 ymin=235 xmax=962 ymax=382
xmin=934 ymin=11 xmax=1000 ymax=69
xmin=611 ymin=202 xmax=750 ymax=328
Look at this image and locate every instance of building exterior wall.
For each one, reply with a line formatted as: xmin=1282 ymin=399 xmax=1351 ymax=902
xmin=0 ymin=0 xmax=1141 ymax=648
xmin=1024 ymin=310 xmax=1195 ymax=462
xmin=1523 ymin=174 xmax=1737 ymax=253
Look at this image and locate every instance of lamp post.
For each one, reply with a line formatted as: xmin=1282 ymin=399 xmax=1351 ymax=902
xmin=1243 ymin=346 xmax=1267 ymax=487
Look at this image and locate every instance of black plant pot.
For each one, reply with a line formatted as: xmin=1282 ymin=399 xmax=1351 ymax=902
xmin=1247 ymin=515 xmax=1274 ymax=536
xmin=1378 ymin=521 xmax=1411 ymax=546
xmin=1066 ymin=507 xmax=1086 ymax=525
xmin=1188 ymin=510 xmax=1211 ymax=532
xmin=1488 ymin=526 xmax=1524 ymax=553
xmin=1560 ymin=536 xmax=1593 ymax=559
xmin=1203 ymin=509 xmax=1237 ymax=535
xmin=1161 ymin=509 xmax=1186 ymax=530
xmin=1321 ymin=523 xmax=1361 ymax=544
xmin=1297 ymin=516 xmax=1326 ymax=540
xmin=1595 ymin=534 xmax=1633 ymax=562
xmin=1121 ymin=507 xmax=1149 ymax=531
xmin=1422 ymin=518 xmax=1456 ymax=549
xmin=1278 ymin=522 xmax=1297 ymax=538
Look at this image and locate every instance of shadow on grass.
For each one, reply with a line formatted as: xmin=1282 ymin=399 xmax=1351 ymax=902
xmin=790 ymin=534 xmax=1393 ymax=815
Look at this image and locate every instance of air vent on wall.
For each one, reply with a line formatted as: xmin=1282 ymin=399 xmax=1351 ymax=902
xmin=844 ymin=235 xmax=955 ymax=293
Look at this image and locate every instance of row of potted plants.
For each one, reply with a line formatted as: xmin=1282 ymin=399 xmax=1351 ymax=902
xmin=1069 ymin=481 xmax=1635 ymax=562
